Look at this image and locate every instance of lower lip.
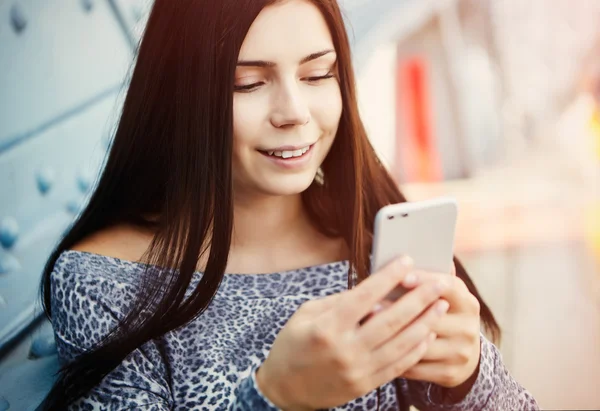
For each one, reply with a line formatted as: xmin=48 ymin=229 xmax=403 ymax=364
xmin=259 ymin=144 xmax=315 ymax=169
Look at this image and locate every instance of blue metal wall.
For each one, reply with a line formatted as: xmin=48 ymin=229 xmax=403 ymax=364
xmin=0 ymin=1 xmax=144 ymax=408
xmin=0 ymin=0 xmax=137 ymax=350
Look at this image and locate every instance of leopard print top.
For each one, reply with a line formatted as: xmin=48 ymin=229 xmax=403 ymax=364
xmin=50 ymin=250 xmax=539 ymax=410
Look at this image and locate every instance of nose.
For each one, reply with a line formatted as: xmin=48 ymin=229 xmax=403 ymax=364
xmin=270 ymin=80 xmax=311 ymax=128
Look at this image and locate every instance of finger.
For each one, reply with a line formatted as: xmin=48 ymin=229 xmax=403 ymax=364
xmin=359 ymin=287 xmax=450 ymax=351
xmin=402 ymin=272 xmax=476 ymax=314
xmin=369 ymin=332 xmax=435 ymax=388
xmin=442 ymin=281 xmax=479 ymax=315
xmin=429 ymin=312 xmax=480 ymax=339
xmin=418 ymin=335 xmax=478 ymax=364
xmin=402 ymin=361 xmax=459 ymax=386
xmin=399 ymin=269 xmax=449 ymax=291
xmin=419 ymin=337 xmax=455 ymax=361
xmin=358 ymin=299 xmax=394 ymax=325
xmin=330 ymin=256 xmax=415 ymax=327
xmin=369 ymin=298 xmax=449 ymax=372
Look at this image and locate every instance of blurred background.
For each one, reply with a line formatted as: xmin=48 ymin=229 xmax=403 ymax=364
xmin=0 ymin=0 xmax=599 ymax=409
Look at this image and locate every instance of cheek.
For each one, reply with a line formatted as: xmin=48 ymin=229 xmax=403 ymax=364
xmin=312 ymin=86 xmax=343 ymax=134
xmin=233 ymin=98 xmax=263 ymax=152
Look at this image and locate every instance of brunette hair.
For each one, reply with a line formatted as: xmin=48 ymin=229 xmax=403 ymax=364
xmin=38 ymin=0 xmax=499 ymax=408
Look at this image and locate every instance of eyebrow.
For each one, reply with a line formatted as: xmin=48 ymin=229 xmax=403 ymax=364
xmin=237 ymin=49 xmax=336 ymax=67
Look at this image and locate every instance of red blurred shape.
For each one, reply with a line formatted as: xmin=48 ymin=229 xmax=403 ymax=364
xmin=395 ymin=57 xmax=442 ymax=183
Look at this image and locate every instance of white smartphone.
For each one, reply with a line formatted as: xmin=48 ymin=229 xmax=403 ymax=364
xmin=371 ymin=197 xmax=458 ymax=300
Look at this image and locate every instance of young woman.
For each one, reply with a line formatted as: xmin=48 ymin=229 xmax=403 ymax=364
xmin=38 ymin=0 xmax=539 ymax=409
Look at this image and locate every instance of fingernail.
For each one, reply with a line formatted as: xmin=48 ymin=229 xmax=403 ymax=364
xmin=436 ymin=300 xmax=449 ymax=315
xmin=402 ymin=272 xmax=417 ymax=287
xmin=372 ymin=303 xmax=384 ymax=314
xmin=398 ymin=255 xmax=414 ymax=268
xmin=429 ymin=332 xmax=437 ymax=342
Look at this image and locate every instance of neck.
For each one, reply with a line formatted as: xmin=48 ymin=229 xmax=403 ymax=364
xmin=231 ymin=192 xmax=310 ymax=250
xmin=225 ymin=191 xmax=345 ymax=274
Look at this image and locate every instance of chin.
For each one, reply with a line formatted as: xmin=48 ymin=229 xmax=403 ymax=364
xmin=259 ymin=173 xmax=317 ymax=196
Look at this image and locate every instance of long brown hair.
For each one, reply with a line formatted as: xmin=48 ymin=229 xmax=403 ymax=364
xmin=38 ymin=0 xmax=499 ymax=409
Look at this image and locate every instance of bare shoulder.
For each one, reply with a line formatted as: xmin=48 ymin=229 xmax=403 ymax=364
xmin=69 ymin=222 xmax=155 ymax=263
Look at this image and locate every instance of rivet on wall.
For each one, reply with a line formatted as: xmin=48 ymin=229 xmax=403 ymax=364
xmin=36 ymin=168 xmax=56 ymax=195
xmin=77 ymin=168 xmax=92 ymax=193
xmin=0 ymin=254 xmax=21 ymax=274
xmin=81 ymin=0 xmax=94 ymax=12
xmin=0 ymin=396 xmax=10 ymax=411
xmin=66 ymin=199 xmax=81 ymax=215
xmin=29 ymin=334 xmax=58 ymax=359
xmin=0 ymin=217 xmax=19 ymax=249
xmin=9 ymin=4 xmax=27 ymax=34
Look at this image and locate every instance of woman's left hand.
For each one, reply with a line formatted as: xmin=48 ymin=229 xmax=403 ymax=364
xmin=399 ymin=263 xmax=482 ymax=389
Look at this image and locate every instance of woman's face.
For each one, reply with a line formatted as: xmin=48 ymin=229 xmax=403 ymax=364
xmin=232 ymin=0 xmax=342 ymax=198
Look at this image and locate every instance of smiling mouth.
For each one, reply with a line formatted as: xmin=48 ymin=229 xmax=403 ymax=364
xmin=258 ymin=144 xmax=314 ymax=159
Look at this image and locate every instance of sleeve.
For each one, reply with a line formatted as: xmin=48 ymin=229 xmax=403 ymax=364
xmin=51 ymin=269 xmax=174 ymax=410
xmin=51 ymin=269 xmax=283 ymax=410
xmin=405 ymin=333 xmax=540 ymax=411
xmin=230 ymin=367 xmax=281 ymax=411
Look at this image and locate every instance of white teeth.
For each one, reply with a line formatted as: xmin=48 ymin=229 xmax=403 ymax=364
xmin=267 ymin=145 xmax=311 ymax=158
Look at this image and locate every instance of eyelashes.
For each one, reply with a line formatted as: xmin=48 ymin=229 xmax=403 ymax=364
xmin=234 ymin=73 xmax=336 ymax=93
xmin=305 ymin=73 xmax=336 ymax=82
xmin=233 ymin=82 xmax=264 ymax=92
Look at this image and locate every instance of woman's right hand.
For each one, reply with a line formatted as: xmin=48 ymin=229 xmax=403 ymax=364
xmin=255 ymin=256 xmax=451 ymax=411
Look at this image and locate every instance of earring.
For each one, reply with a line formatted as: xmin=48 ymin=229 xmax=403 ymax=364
xmin=314 ymin=166 xmax=325 ymax=186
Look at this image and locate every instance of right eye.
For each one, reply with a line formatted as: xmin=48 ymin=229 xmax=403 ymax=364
xmin=234 ymin=82 xmax=265 ymax=93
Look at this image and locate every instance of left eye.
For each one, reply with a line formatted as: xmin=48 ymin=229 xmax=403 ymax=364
xmin=304 ymin=73 xmax=335 ymax=83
